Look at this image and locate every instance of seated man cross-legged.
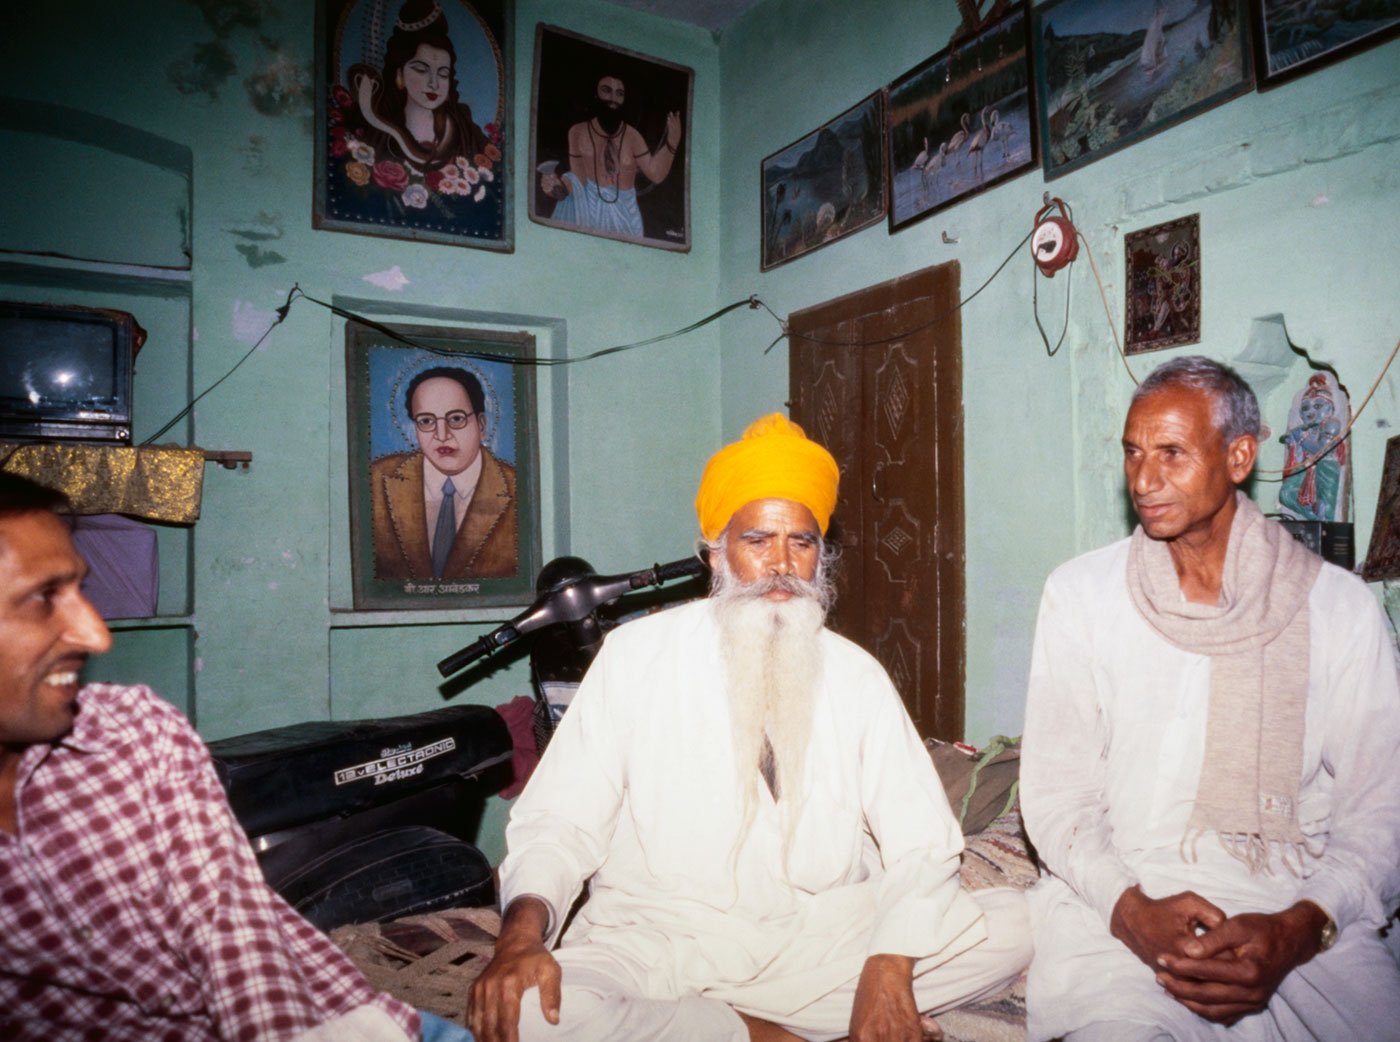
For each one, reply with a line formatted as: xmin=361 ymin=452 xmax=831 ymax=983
xmin=469 ymin=413 xmax=1030 ymax=1042
xmin=1021 ymin=356 xmax=1400 ymax=1041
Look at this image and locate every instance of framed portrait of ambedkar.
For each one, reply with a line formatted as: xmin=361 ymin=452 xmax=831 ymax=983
xmin=346 ymin=322 xmax=541 ymax=610
xmin=314 ymin=0 xmax=513 ymax=251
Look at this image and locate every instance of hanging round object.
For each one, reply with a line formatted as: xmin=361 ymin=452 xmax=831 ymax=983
xmin=1031 ymin=198 xmax=1079 ymax=277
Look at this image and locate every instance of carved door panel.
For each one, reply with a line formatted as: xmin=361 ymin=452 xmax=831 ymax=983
xmin=788 ymin=263 xmax=964 ymax=741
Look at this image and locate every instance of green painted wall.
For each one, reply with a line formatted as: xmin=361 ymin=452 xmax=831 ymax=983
xmin=718 ymin=0 xmax=1400 ymax=745
xmin=4 ymin=0 xmax=1399 ymax=865
xmin=2 ymin=0 xmax=722 ymax=862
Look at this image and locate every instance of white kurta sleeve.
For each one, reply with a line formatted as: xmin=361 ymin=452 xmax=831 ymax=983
xmin=1021 ymin=570 xmax=1139 ymax=927
xmin=860 ymin=670 xmax=985 ymax=960
xmin=498 ymin=638 xmax=629 ymax=947
xmin=1294 ymin=576 xmax=1400 ymax=932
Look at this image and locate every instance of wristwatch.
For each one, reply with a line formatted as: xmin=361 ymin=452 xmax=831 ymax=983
xmin=1318 ymin=913 xmax=1338 ymax=952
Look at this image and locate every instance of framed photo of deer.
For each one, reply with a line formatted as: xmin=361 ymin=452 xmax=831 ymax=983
xmin=1032 ymin=0 xmax=1253 ymax=179
xmin=885 ymin=2 xmax=1037 ymax=232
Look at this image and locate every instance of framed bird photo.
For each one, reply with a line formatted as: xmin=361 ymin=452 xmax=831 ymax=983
xmin=760 ymin=91 xmax=888 ymax=270
xmin=1032 ymin=0 xmax=1253 ymax=179
xmin=885 ymin=2 xmax=1037 ymax=233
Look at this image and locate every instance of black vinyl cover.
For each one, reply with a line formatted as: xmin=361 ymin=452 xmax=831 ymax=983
xmin=208 ymin=704 xmax=512 ymax=838
xmin=278 ymin=825 xmax=496 ymax=931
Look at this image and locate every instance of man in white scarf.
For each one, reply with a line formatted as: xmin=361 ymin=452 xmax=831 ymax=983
xmin=469 ymin=414 xmax=1030 ymax=1042
xmin=1021 ymin=357 xmax=1400 ymax=1041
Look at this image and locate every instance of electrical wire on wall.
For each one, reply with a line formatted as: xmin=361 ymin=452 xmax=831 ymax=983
xmin=141 ymin=228 xmax=1037 ymax=443
xmin=142 ymin=200 xmax=1400 ymax=491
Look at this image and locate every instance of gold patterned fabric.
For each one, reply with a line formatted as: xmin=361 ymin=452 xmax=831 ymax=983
xmin=0 ymin=442 xmax=204 ymax=523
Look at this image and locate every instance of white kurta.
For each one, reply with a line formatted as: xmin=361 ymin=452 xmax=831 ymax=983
xmin=1021 ymin=538 xmax=1400 ymax=1041
xmin=499 ymin=599 xmax=996 ymax=1034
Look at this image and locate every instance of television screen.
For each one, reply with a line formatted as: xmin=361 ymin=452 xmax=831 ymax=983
xmin=0 ymin=314 xmax=119 ymax=409
xmin=0 ymin=301 xmax=140 ymax=441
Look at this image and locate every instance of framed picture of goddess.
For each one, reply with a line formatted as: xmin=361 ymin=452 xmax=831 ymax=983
xmin=315 ymin=0 xmax=513 ymax=250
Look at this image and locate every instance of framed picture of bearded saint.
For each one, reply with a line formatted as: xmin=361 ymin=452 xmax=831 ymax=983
xmin=529 ymin=24 xmax=693 ymax=251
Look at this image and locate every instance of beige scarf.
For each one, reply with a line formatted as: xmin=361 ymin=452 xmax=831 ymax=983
xmin=1126 ymin=493 xmax=1321 ymax=873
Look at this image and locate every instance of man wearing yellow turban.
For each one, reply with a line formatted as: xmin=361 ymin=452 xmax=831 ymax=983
xmin=472 ymin=414 xmax=1030 ymax=1042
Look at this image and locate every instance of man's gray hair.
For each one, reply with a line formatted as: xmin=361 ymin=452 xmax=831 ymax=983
xmin=1132 ymin=355 xmax=1261 ymax=443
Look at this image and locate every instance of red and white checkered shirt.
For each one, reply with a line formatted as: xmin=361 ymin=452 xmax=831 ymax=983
xmin=0 ymin=684 xmax=421 ymax=1042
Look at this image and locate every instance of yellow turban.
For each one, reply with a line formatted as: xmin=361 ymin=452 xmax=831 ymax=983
xmin=695 ymin=413 xmax=840 ymax=541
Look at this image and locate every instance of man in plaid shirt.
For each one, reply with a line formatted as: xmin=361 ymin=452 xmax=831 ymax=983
xmin=0 ymin=473 xmax=473 ymax=1042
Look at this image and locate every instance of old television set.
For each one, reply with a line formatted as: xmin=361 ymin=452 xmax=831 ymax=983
xmin=0 ymin=301 xmax=144 ymax=442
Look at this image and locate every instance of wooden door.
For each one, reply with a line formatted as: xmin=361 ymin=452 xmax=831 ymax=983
xmin=788 ymin=263 xmax=964 ymax=741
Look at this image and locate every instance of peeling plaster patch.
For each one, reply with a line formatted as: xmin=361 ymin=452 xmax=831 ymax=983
xmin=364 ymin=266 xmax=410 ymax=291
xmin=225 ymin=213 xmax=286 ymax=268
xmin=194 ymin=657 xmax=204 ymax=673
xmin=1311 ymin=194 xmax=1330 ymax=207
xmin=232 ymin=300 xmax=278 ymax=345
xmin=226 ymin=212 xmax=284 ymax=242
xmin=235 ymin=243 xmax=287 ymax=267
xmin=267 ymin=581 xmax=279 ymax=590
xmin=241 ymin=134 xmax=267 ymax=175
xmin=192 ymin=327 xmax=201 ymax=344
xmin=1378 ymin=419 xmax=1393 ymax=429
xmin=245 ymin=52 xmax=313 ymax=117
xmin=187 ymin=0 xmax=267 ymax=37
xmin=167 ymin=40 xmax=237 ymax=101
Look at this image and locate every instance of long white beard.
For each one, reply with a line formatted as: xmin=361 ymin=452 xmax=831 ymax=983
xmin=713 ymin=568 xmax=826 ymax=864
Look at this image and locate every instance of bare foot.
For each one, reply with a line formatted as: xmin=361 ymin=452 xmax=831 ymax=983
xmin=920 ymin=1012 xmax=944 ymax=1040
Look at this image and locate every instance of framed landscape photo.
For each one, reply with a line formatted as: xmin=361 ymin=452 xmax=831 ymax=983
xmin=1125 ymin=213 xmax=1201 ymax=353
xmin=346 ymin=322 xmax=541 ymax=610
xmin=529 ymin=24 xmax=692 ymax=251
xmin=1033 ymin=0 xmax=1254 ymax=179
xmin=761 ymin=92 xmax=887 ymax=270
xmin=886 ymin=2 xmax=1037 ymax=232
xmin=1252 ymin=0 xmax=1400 ymax=88
xmin=314 ymin=0 xmax=512 ymax=251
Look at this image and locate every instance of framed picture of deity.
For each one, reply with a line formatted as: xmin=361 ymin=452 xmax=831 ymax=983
xmin=1124 ymin=213 xmax=1201 ymax=353
xmin=345 ymin=321 xmax=541 ymax=610
xmin=885 ymin=2 xmax=1037 ymax=233
xmin=1032 ymin=0 xmax=1253 ymax=179
xmin=761 ymin=91 xmax=888 ymax=270
xmin=1252 ymin=0 xmax=1400 ymax=88
xmin=314 ymin=0 xmax=513 ymax=251
xmin=528 ymin=24 xmax=693 ymax=251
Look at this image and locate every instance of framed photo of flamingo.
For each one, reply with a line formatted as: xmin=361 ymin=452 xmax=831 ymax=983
xmin=885 ymin=2 xmax=1037 ymax=233
xmin=760 ymin=91 xmax=887 ymax=270
xmin=1032 ymin=0 xmax=1253 ymax=180
xmin=314 ymin=0 xmax=513 ymax=251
